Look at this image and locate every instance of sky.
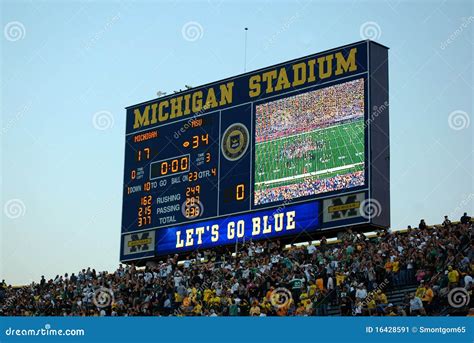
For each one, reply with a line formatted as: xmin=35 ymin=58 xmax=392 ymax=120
xmin=1 ymin=0 xmax=473 ymax=285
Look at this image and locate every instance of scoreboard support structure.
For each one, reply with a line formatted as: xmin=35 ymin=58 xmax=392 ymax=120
xmin=120 ymin=40 xmax=390 ymax=263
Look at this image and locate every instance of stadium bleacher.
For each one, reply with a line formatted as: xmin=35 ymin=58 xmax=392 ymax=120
xmin=0 ymin=215 xmax=472 ymax=317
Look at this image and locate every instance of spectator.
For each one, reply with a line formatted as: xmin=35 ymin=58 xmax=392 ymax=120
xmin=461 ymin=212 xmax=471 ymax=225
xmin=442 ymin=216 xmax=451 ymax=227
xmin=447 ymin=266 xmax=460 ymax=289
xmin=409 ymin=293 xmax=425 ymax=316
xmin=418 ymin=219 xmax=427 ymax=230
xmin=1 ymin=220 xmax=471 ymax=317
xmin=421 ymin=283 xmax=434 ymax=314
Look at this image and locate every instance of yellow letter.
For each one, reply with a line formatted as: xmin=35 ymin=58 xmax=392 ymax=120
xmin=307 ymin=59 xmax=316 ymax=82
xmin=150 ymin=103 xmax=158 ymax=125
xmin=169 ymin=96 xmax=183 ymax=119
xmin=249 ymin=75 xmax=261 ymax=97
xmin=262 ymin=70 xmax=278 ymax=93
xmin=205 ymin=88 xmax=218 ymax=108
xmin=192 ymin=91 xmax=203 ymax=113
xmin=318 ymin=55 xmax=333 ymax=79
xmin=158 ymin=101 xmax=169 ymax=122
xmin=219 ymin=82 xmax=234 ymax=105
xmin=335 ymin=47 xmax=357 ymax=75
xmin=133 ymin=106 xmax=150 ymax=129
xmin=292 ymin=62 xmax=307 ymax=87
xmin=183 ymin=94 xmax=192 ymax=115
xmin=275 ymin=68 xmax=291 ymax=91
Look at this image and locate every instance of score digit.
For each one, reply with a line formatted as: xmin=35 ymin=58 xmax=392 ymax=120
xmin=236 ymin=184 xmax=245 ymax=200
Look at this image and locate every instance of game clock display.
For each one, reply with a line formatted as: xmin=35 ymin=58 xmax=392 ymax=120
xmin=121 ymin=40 xmax=390 ymax=260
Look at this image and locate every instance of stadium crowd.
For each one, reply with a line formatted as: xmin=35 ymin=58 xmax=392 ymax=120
xmin=0 ymin=215 xmax=472 ymax=317
xmin=255 ymin=78 xmax=364 ymax=143
xmin=254 ymin=171 xmax=365 ymax=205
xmin=254 ymin=171 xmax=364 ymax=205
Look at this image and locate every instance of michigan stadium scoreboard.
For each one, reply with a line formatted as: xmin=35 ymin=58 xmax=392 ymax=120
xmin=120 ymin=40 xmax=390 ymax=262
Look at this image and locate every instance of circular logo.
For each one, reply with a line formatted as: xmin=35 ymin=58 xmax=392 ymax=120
xmin=221 ymin=123 xmax=249 ymax=161
xmin=270 ymin=287 xmax=293 ymax=309
xmin=447 ymin=287 xmax=470 ymax=308
xmin=93 ymin=287 xmax=114 ymax=308
xmin=181 ymin=198 xmax=204 ymax=219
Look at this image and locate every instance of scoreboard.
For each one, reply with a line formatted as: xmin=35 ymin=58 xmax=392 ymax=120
xmin=120 ymin=40 xmax=390 ymax=262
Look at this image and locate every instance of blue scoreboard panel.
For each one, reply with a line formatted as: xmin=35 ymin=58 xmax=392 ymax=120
xmin=121 ymin=40 xmax=390 ymax=262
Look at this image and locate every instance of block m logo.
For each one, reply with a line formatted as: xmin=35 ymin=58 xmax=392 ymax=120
xmin=124 ymin=231 xmax=155 ymax=255
xmin=323 ymin=193 xmax=365 ymax=222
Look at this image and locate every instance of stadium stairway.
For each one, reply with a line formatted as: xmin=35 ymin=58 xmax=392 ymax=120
xmin=326 ymin=285 xmax=418 ymax=316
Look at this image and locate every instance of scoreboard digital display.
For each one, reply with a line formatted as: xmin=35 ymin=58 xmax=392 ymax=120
xmin=121 ymin=40 xmax=390 ymax=262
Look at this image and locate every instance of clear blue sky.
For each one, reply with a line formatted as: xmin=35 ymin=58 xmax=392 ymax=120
xmin=1 ymin=0 xmax=472 ymax=285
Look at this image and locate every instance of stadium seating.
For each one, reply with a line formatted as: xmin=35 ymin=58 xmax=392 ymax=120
xmin=0 ymin=217 xmax=472 ymax=317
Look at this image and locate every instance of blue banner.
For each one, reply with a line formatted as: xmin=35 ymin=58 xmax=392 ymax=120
xmin=1 ymin=317 xmax=472 ymax=343
xmin=155 ymin=201 xmax=319 ymax=255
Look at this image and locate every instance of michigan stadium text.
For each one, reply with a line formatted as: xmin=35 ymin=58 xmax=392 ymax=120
xmin=130 ymin=47 xmax=358 ymax=131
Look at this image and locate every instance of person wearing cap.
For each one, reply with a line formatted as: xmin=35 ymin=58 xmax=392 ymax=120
xmin=442 ymin=215 xmax=452 ymax=227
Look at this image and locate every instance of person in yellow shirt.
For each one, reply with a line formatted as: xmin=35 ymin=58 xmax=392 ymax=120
xmin=415 ymin=283 xmax=426 ymax=299
xmin=392 ymin=260 xmax=400 ymax=273
xmin=300 ymin=293 xmax=311 ymax=310
xmin=448 ymin=266 xmax=460 ymax=288
xmin=336 ymin=272 xmax=346 ymax=287
xmin=249 ymin=302 xmax=261 ymax=316
xmin=182 ymin=296 xmax=191 ymax=309
xmin=308 ymin=282 xmax=318 ymax=297
xmin=203 ymin=289 xmax=213 ymax=303
xmin=367 ymin=294 xmax=376 ymax=315
xmin=190 ymin=287 xmax=198 ymax=303
xmin=392 ymin=259 xmax=400 ymax=285
xmin=174 ymin=292 xmax=183 ymax=304
xmin=211 ymin=295 xmax=221 ymax=307
xmin=261 ymin=298 xmax=272 ymax=313
xmin=375 ymin=289 xmax=388 ymax=314
xmin=192 ymin=301 xmax=202 ymax=316
xmin=421 ymin=283 xmax=434 ymax=314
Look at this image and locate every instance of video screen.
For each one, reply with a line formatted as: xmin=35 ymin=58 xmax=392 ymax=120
xmin=254 ymin=78 xmax=366 ymax=206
